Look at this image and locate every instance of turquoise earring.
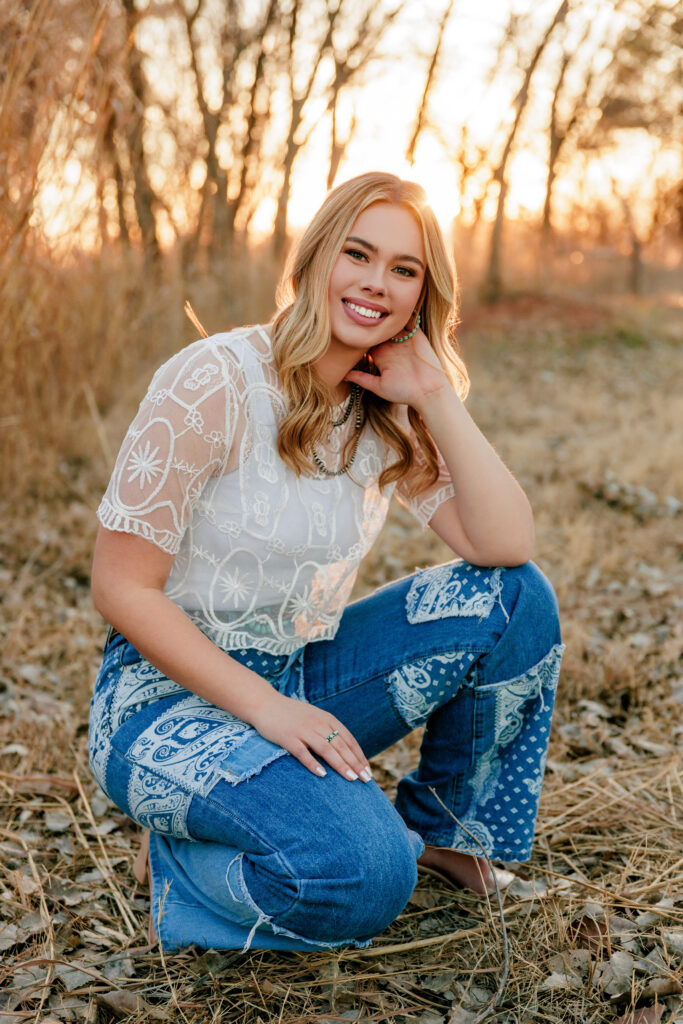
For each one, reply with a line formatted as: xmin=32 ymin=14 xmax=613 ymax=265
xmin=392 ymin=311 xmax=421 ymax=344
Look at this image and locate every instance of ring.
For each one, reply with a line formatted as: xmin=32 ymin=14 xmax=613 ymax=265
xmin=325 ymin=729 xmax=339 ymax=743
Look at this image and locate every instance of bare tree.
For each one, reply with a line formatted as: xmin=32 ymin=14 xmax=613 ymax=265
xmin=88 ymin=0 xmax=405 ymax=261
xmin=405 ymin=0 xmax=454 ymax=166
xmin=322 ymin=1 xmax=403 ymax=191
xmin=273 ymin=0 xmax=404 ymax=255
xmin=573 ymin=0 xmax=683 ymax=290
xmin=482 ymin=0 xmax=570 ymax=302
xmin=541 ymin=18 xmax=597 ymax=241
xmin=272 ymin=0 xmax=342 ymax=256
xmin=121 ymin=0 xmax=160 ymax=259
xmin=179 ymin=0 xmax=280 ymax=258
xmin=328 ymin=98 xmax=356 ymax=191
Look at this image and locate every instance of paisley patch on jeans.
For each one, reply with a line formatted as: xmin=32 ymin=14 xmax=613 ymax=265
xmin=387 ymin=650 xmax=476 ymax=727
xmin=449 ymin=642 xmax=565 ymax=858
xmin=486 ymin=642 xmax=565 ymax=747
xmin=405 ymin=563 xmax=506 ymax=624
xmin=126 ymin=765 xmax=193 ymax=838
xmin=114 ymin=694 xmax=284 ymax=801
xmin=88 ymin=687 xmax=112 ymax=795
xmin=110 ymin=659 xmax=185 ymax=732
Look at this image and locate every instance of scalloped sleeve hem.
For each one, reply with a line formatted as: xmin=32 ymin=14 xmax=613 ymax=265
xmin=97 ymin=498 xmax=183 ymax=555
xmin=401 ymin=482 xmax=456 ymax=529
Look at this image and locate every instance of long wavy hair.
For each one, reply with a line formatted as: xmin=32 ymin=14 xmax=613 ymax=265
xmin=271 ymin=172 xmax=469 ymax=497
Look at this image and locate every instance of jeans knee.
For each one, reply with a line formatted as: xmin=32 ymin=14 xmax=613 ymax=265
xmin=322 ymin=826 xmax=418 ymax=940
xmin=504 ymin=561 xmax=561 ymax=647
xmin=261 ymin=815 xmax=419 ymax=944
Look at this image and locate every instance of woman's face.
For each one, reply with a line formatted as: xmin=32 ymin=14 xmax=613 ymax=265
xmin=327 ymin=202 xmax=426 ymax=359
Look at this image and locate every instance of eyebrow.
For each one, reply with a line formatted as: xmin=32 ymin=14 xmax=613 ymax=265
xmin=345 ymin=235 xmax=425 ymax=270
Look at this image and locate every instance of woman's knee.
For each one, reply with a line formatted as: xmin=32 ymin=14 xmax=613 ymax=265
xmin=246 ymin=806 xmax=420 ymax=943
xmin=503 ymin=560 xmax=562 ymax=647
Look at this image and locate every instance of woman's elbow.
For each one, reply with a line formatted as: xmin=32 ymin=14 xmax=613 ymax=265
xmin=500 ymin=525 xmax=535 ymax=567
xmin=482 ymin=520 xmax=535 ymax=567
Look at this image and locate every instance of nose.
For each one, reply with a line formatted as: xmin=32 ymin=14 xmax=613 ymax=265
xmin=360 ymin=264 xmax=387 ymax=295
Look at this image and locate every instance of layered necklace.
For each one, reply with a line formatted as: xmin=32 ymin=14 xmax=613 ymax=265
xmin=311 ymin=383 xmax=364 ymax=477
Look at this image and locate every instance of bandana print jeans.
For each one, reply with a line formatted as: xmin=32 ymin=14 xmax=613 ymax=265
xmin=88 ymin=559 xmax=564 ymax=953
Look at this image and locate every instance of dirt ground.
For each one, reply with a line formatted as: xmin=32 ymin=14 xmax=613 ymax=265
xmin=1 ymin=294 xmax=681 ymax=1023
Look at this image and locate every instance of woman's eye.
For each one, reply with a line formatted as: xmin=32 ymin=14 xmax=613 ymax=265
xmin=345 ymin=248 xmax=367 ymax=261
xmin=394 ymin=266 xmax=416 ymax=277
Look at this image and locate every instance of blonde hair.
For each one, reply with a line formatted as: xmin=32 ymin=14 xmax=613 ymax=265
xmin=271 ymin=171 xmax=469 ymax=497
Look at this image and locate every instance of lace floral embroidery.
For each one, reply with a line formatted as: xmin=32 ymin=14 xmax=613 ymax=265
xmin=97 ymin=328 xmax=456 ymax=654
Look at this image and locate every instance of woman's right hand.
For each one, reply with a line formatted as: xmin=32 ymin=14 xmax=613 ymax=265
xmin=250 ymin=693 xmax=373 ymax=783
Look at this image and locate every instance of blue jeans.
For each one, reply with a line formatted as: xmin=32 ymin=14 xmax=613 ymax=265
xmin=88 ymin=560 xmax=564 ymax=953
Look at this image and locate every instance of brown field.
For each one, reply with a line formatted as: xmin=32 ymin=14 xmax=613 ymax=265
xmin=1 ymin=291 xmax=682 ymax=1023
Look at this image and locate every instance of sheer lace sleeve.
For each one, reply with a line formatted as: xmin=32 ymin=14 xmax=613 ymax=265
xmin=393 ymin=418 xmax=455 ymax=529
xmin=97 ymin=338 xmax=236 ymax=554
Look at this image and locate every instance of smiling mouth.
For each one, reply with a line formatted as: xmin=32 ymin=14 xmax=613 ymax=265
xmin=342 ymin=299 xmax=389 ymax=323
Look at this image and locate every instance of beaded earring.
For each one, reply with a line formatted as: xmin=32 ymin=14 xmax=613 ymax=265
xmin=392 ymin=311 xmax=421 ymax=344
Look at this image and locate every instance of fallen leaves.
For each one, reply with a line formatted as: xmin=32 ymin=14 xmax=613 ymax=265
xmin=614 ymin=1007 xmax=664 ymax=1024
xmin=96 ymin=988 xmax=171 ymax=1019
xmin=2 ymin=307 xmax=683 ymax=1023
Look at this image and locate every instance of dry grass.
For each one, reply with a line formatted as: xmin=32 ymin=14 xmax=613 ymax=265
xmin=1 ymin=291 xmax=682 ymax=1023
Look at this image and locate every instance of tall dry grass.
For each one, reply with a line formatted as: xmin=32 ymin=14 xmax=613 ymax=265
xmin=1 ymin=294 xmax=682 ymax=1023
xmin=2 ymin=4 xmax=682 ymax=1022
xmin=0 ymin=3 xmax=283 ymax=499
xmin=2 ymin=1 xmax=680 ymax=509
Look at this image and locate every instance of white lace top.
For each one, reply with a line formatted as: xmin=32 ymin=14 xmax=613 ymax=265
xmin=98 ymin=326 xmax=455 ymax=653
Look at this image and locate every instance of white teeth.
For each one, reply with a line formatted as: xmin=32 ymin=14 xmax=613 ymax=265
xmin=345 ymin=300 xmax=383 ymax=320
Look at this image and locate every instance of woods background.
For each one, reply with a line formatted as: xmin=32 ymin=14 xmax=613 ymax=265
xmin=1 ymin=1 xmax=682 ymax=1022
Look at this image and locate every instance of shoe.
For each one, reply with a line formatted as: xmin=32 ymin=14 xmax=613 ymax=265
xmin=417 ymin=845 xmax=516 ymax=897
xmin=132 ymin=830 xmax=157 ymax=946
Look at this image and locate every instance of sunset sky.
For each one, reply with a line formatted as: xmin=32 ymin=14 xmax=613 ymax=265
xmin=36 ymin=0 xmax=679 ymax=249
xmin=283 ymin=0 xmax=669 ymax=233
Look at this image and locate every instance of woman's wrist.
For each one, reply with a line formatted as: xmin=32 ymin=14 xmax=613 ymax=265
xmin=410 ymin=379 xmax=459 ymax=421
xmin=241 ymin=684 xmax=289 ymax=729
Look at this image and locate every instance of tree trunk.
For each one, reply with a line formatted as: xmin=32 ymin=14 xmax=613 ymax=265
xmin=406 ymin=0 xmax=453 ymax=164
xmin=542 ymin=132 xmax=563 ymax=239
xmin=482 ymin=0 xmax=569 ymax=302
xmin=630 ymin=234 xmax=643 ymax=295
xmin=273 ymin=95 xmax=304 ymax=258
xmin=122 ymin=0 xmax=159 ymax=260
xmin=484 ymin=176 xmax=508 ymax=303
xmin=327 ymin=95 xmax=355 ymax=191
xmin=327 ymin=96 xmax=342 ymax=191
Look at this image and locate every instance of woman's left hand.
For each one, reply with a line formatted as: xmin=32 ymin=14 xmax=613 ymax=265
xmin=344 ymin=325 xmax=449 ymax=411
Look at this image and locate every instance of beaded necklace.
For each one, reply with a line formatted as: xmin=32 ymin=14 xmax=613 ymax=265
xmin=311 ymin=383 xmax=364 ymax=477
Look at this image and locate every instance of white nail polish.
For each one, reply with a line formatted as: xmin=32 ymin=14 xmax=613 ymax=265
xmin=360 ymin=767 xmax=372 ymax=782
xmin=346 ymin=769 xmax=358 ymax=781
xmin=316 ymin=766 xmax=327 ymax=776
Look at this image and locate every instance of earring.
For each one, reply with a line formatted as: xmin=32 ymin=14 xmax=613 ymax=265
xmin=392 ymin=311 xmax=421 ymax=344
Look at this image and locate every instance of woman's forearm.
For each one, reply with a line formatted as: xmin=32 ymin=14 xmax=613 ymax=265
xmin=414 ymin=384 xmax=535 ymax=563
xmin=94 ymin=585 xmax=282 ymax=724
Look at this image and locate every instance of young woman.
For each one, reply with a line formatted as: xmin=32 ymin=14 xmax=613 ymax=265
xmin=89 ymin=172 xmax=564 ymax=953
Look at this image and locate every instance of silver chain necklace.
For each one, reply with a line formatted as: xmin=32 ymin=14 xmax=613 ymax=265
xmin=311 ymin=384 xmax=364 ymax=477
xmin=329 ymin=382 xmax=360 ymax=427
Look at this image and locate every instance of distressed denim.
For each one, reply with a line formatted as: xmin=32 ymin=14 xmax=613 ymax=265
xmin=88 ymin=559 xmax=564 ymax=953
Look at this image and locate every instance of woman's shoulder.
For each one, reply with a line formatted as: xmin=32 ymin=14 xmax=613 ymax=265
xmin=149 ymin=324 xmax=274 ymax=387
xmin=208 ymin=323 xmax=273 ymax=359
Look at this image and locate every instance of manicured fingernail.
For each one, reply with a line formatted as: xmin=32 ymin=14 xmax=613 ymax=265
xmin=360 ymin=767 xmax=372 ymax=782
xmin=345 ymin=769 xmax=358 ymax=781
xmin=316 ymin=766 xmax=327 ymax=776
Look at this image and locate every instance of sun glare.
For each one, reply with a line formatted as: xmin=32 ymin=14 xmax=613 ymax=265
xmin=28 ymin=0 xmax=681 ymax=255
